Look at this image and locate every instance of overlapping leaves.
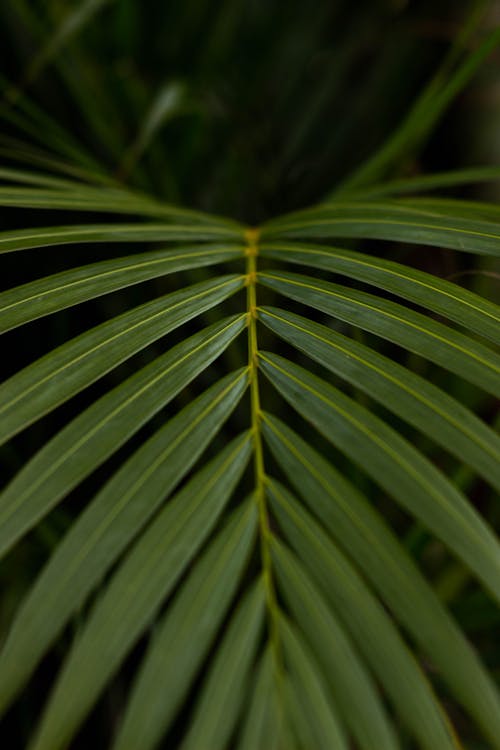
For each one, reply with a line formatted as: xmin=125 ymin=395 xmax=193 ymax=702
xmin=1 ymin=1 xmax=500 ymax=746
xmin=0 ymin=161 xmax=499 ymax=750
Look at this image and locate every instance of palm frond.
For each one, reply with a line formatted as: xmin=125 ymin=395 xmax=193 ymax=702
xmin=1 ymin=5 xmax=500 ymax=747
xmin=0 ymin=167 xmax=498 ymax=749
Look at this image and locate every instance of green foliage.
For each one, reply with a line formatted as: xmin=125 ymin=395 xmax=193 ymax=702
xmin=0 ymin=2 xmax=499 ymax=749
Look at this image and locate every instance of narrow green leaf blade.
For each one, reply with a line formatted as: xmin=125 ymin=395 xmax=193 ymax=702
xmin=262 ymin=201 xmax=500 ymax=257
xmin=0 ymin=222 xmax=244 ymax=253
xmin=260 ymin=355 xmax=500 ymax=604
xmin=0 ymin=186 xmax=166 ymax=215
xmin=0 ymin=370 xmax=249 ymax=714
xmin=113 ymin=499 xmax=258 ymax=750
xmin=272 ymin=534 xmax=399 ymax=750
xmin=345 ymin=166 xmax=500 ymax=200
xmin=0 ymin=138 xmax=111 ymax=185
xmin=0 ymin=166 xmax=89 ymax=188
xmin=236 ymin=649 xmax=284 ymax=750
xmin=259 ymin=242 xmax=500 ymax=345
xmin=0 ymin=315 xmax=246 ymax=558
xmin=262 ymin=416 xmax=500 ymax=749
xmin=0 ymin=244 xmax=243 ymax=333
xmin=119 ymin=81 xmax=187 ymax=178
xmin=29 ymin=434 xmax=253 ymax=750
xmin=0 ymin=164 xmax=242 ymax=228
xmin=280 ymin=618 xmax=349 ymax=750
xmin=259 ymin=307 xmax=500 ymax=492
xmin=398 ymin=196 xmax=500 ymax=223
xmin=179 ymin=582 xmax=265 ymax=750
xmin=268 ymin=482 xmax=459 ymax=750
xmin=0 ymin=184 xmax=245 ymax=227
xmin=0 ymin=275 xmax=244 ymax=444
xmin=259 ymin=270 xmax=500 ymax=396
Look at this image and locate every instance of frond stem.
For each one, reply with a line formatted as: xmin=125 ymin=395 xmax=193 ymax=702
xmin=245 ymin=227 xmax=282 ymax=672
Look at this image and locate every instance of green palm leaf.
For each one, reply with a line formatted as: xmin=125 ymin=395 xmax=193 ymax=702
xmin=112 ymin=500 xmax=258 ymax=750
xmin=236 ymin=648 xmax=284 ymax=750
xmin=270 ymin=529 xmax=399 ymax=750
xmin=259 ymin=270 xmax=500 ymax=395
xmin=0 ymin=315 xmax=246 ymax=557
xmin=178 ymin=580 xmax=266 ymax=750
xmin=259 ymin=307 xmax=500 ymax=490
xmin=1 ymin=167 xmax=499 ymax=749
xmin=0 ymin=276 xmax=244 ymax=442
xmin=0 ymin=370 xmax=249 ymax=712
xmin=261 ymin=416 xmax=500 ymax=745
xmin=260 ymin=242 xmax=500 ymax=343
xmin=0 ymin=244 xmax=243 ymax=332
xmin=279 ymin=617 xmax=348 ymax=750
xmin=29 ymin=437 xmax=254 ymax=750
xmin=260 ymin=353 xmax=500 ymax=602
xmin=0 ymin=221 xmax=243 ymax=254
xmin=268 ymin=485 xmax=460 ymax=750
xmin=1 ymin=12 xmax=500 ymax=746
xmin=262 ymin=201 xmax=500 ymax=256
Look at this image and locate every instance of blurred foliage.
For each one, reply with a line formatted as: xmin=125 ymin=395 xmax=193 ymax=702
xmin=1 ymin=0 xmax=498 ymax=221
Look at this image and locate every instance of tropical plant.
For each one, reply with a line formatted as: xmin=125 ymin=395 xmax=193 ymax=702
xmin=0 ymin=2 xmax=499 ymax=749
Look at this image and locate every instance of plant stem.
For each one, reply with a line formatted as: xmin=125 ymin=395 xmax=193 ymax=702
xmin=245 ymin=227 xmax=283 ymax=671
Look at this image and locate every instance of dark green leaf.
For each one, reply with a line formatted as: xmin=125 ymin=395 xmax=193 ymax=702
xmin=112 ymin=499 xmax=258 ymax=750
xmin=0 ymin=315 xmax=246 ymax=558
xmin=29 ymin=434 xmax=253 ymax=750
xmin=260 ymin=355 xmax=500 ymax=603
xmin=0 ymin=370 xmax=249 ymax=713
xmin=268 ymin=481 xmax=460 ymax=750
xmin=259 ymin=307 xmax=500 ymax=492
xmin=258 ymin=270 xmax=500 ymax=396
xmin=262 ymin=415 xmax=500 ymax=747
xmin=259 ymin=242 xmax=500 ymax=344
xmin=0 ymin=276 xmax=244 ymax=443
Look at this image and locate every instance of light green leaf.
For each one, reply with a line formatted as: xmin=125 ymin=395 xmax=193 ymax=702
xmin=271 ymin=533 xmax=399 ymax=750
xmin=0 ymin=221 xmax=244 ymax=254
xmin=258 ymin=270 xmax=500 ymax=396
xmin=400 ymin=195 xmax=500 ymax=222
xmin=259 ymin=307 xmax=500 ymax=492
xmin=28 ymin=433 xmax=253 ymax=750
xmin=259 ymin=355 xmax=500 ymax=603
xmin=0 ymin=244 xmax=244 ymax=333
xmin=236 ymin=649 xmax=284 ymax=750
xmin=0 ymin=183 xmax=245 ymax=227
xmin=261 ymin=200 xmax=500 ymax=256
xmin=0 ymin=370 xmax=249 ymax=714
xmin=0 ymin=275 xmax=244 ymax=444
xmin=119 ymin=81 xmax=187 ymax=177
xmin=259 ymin=242 xmax=500 ymax=344
xmin=262 ymin=415 xmax=500 ymax=748
xmin=268 ymin=481 xmax=459 ymax=750
xmin=280 ymin=617 xmax=348 ymax=750
xmin=179 ymin=581 xmax=265 ymax=750
xmin=0 ymin=166 xmax=83 ymax=188
xmin=345 ymin=166 xmax=500 ymax=199
xmin=113 ymin=499 xmax=258 ymax=750
xmin=0 ymin=314 xmax=246 ymax=558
